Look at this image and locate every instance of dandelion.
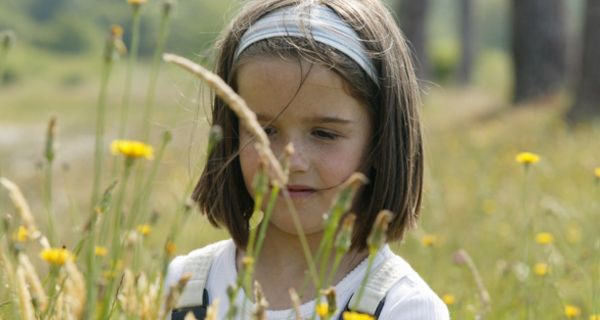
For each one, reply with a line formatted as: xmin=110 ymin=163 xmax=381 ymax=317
xmin=533 ymin=263 xmax=548 ymax=277
xmin=342 ymin=311 xmax=375 ymax=320
xmin=39 ymin=247 xmax=74 ymax=266
xmin=421 ymin=234 xmax=438 ymax=247
xmin=13 ymin=226 xmax=29 ymax=242
xmin=94 ymin=246 xmax=108 ymax=257
xmin=564 ymin=304 xmax=581 ymax=318
xmin=595 ymin=167 xmax=600 ymax=179
xmin=515 ymin=152 xmax=540 ymax=165
xmin=111 ymin=140 xmax=154 ymax=160
xmin=590 ymin=314 xmax=600 ymax=320
xmin=165 ymin=241 xmax=176 ymax=257
xmin=136 ymin=224 xmax=152 ymax=236
xmin=128 ymin=0 xmax=147 ymax=4
xmin=316 ymin=302 xmax=329 ymax=317
xmin=535 ymin=232 xmax=554 ymax=245
xmin=442 ymin=293 xmax=456 ymax=305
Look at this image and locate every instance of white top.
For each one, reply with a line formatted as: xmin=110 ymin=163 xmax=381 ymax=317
xmin=166 ymin=240 xmax=449 ymax=319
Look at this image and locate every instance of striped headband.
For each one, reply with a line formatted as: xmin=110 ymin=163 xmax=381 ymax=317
xmin=233 ymin=5 xmax=379 ymax=85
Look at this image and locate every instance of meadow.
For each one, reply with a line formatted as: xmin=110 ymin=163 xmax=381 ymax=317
xmin=1 ymin=1 xmax=599 ymax=319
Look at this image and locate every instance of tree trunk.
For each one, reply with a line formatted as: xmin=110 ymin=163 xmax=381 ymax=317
xmin=396 ymin=0 xmax=430 ymax=80
xmin=567 ymin=0 xmax=600 ymax=122
xmin=511 ymin=0 xmax=567 ymax=103
xmin=457 ymin=0 xmax=474 ymax=85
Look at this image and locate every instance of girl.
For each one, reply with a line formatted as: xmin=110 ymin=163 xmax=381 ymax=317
xmin=166 ymin=0 xmax=449 ymax=319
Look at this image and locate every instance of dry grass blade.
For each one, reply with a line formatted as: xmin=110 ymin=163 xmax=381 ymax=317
xmin=162 ymin=53 xmax=286 ymax=185
xmin=18 ymin=254 xmax=48 ymax=312
xmin=16 ymin=266 xmax=35 ymax=320
xmin=0 ymin=177 xmax=51 ymax=249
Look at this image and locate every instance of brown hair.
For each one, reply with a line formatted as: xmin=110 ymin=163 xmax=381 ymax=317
xmin=193 ymin=0 xmax=423 ymax=251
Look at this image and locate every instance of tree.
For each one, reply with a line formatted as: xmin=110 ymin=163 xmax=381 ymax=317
xmin=567 ymin=0 xmax=600 ymax=121
xmin=511 ymin=0 xmax=566 ymax=103
xmin=457 ymin=0 xmax=474 ymax=85
xmin=396 ymin=0 xmax=430 ymax=80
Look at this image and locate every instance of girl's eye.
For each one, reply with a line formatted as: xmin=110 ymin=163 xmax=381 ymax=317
xmin=312 ymin=129 xmax=339 ymax=140
xmin=263 ymin=126 xmax=275 ymax=136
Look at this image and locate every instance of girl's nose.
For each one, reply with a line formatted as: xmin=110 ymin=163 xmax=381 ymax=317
xmin=285 ymin=142 xmax=309 ymax=173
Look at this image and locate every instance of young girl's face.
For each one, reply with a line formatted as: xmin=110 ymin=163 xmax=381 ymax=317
xmin=237 ymin=57 xmax=372 ymax=236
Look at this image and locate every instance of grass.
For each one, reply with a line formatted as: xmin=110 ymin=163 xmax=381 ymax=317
xmin=1 ymin=9 xmax=599 ymax=320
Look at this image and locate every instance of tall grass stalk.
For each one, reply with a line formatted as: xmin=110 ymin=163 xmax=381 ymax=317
xmin=92 ymin=29 xmax=120 ymax=208
xmin=117 ymin=5 xmax=143 ymax=141
xmin=43 ymin=117 xmax=57 ymax=245
xmin=140 ymin=0 xmax=175 ymax=142
xmin=0 ymin=30 xmax=16 ymax=86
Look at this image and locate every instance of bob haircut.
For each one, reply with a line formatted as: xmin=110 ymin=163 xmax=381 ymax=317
xmin=193 ymin=0 xmax=423 ymax=251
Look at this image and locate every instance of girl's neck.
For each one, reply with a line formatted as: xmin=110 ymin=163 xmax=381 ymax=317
xmin=236 ymin=223 xmax=369 ymax=309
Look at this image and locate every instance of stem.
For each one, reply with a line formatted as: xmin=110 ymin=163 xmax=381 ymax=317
xmin=140 ymin=12 xmax=172 ymax=142
xmin=253 ymin=185 xmax=281 ymax=259
xmin=351 ymin=253 xmax=375 ymax=311
xmin=43 ymin=161 xmax=55 ymax=246
xmin=118 ymin=8 xmax=142 ymax=140
xmin=91 ymin=60 xmax=114 ymax=208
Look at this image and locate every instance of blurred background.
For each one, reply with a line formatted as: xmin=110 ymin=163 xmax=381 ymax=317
xmin=1 ymin=0 xmax=599 ymax=317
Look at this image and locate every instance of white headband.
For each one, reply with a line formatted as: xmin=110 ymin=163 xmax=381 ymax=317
xmin=233 ymin=5 xmax=379 ymax=85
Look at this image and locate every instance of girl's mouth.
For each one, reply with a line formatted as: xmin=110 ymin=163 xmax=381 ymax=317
xmin=285 ymin=185 xmax=317 ymax=198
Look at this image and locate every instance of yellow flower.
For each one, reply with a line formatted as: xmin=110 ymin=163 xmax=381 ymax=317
xmin=39 ymin=248 xmax=74 ymax=266
xmin=127 ymin=0 xmax=147 ymax=4
xmin=111 ymin=140 xmax=154 ymax=160
xmin=515 ymin=152 xmax=540 ymax=165
xmin=589 ymin=314 xmax=600 ymax=320
xmin=535 ymin=232 xmax=554 ymax=245
xmin=165 ymin=241 xmax=176 ymax=256
xmin=595 ymin=167 xmax=600 ymax=179
xmin=421 ymin=234 xmax=438 ymax=247
xmin=110 ymin=25 xmax=124 ymax=38
xmin=136 ymin=224 xmax=152 ymax=236
xmin=316 ymin=302 xmax=329 ymax=317
xmin=442 ymin=293 xmax=456 ymax=305
xmin=13 ymin=226 xmax=29 ymax=242
xmin=342 ymin=311 xmax=375 ymax=320
xmin=533 ymin=263 xmax=549 ymax=277
xmin=564 ymin=304 xmax=581 ymax=318
xmin=94 ymin=246 xmax=108 ymax=257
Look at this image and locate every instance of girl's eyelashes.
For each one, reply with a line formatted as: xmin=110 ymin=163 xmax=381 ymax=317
xmin=262 ymin=125 xmax=276 ymax=136
xmin=312 ymin=129 xmax=340 ymax=140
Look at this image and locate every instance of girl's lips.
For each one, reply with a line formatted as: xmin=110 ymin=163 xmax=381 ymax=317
xmin=284 ymin=185 xmax=317 ymax=198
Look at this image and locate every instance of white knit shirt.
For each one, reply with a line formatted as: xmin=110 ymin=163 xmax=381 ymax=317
xmin=166 ymin=240 xmax=449 ymax=319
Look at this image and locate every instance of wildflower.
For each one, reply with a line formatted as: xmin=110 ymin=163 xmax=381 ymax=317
xmin=95 ymin=246 xmax=108 ymax=257
xmin=137 ymin=224 xmax=152 ymax=236
xmin=128 ymin=0 xmax=147 ymax=5
xmin=421 ymin=234 xmax=438 ymax=247
xmin=316 ymin=302 xmax=329 ymax=317
xmin=595 ymin=167 xmax=600 ymax=179
xmin=242 ymin=256 xmax=254 ymax=269
xmin=342 ymin=311 xmax=374 ymax=320
xmin=111 ymin=140 xmax=154 ymax=160
xmin=14 ymin=225 xmax=29 ymax=242
xmin=442 ymin=294 xmax=456 ymax=305
xmin=564 ymin=304 xmax=581 ymax=318
xmin=535 ymin=232 xmax=554 ymax=245
xmin=367 ymin=210 xmax=392 ymax=254
xmin=590 ymin=314 xmax=600 ymax=320
xmin=165 ymin=241 xmax=176 ymax=256
xmin=39 ymin=247 xmax=74 ymax=266
xmin=515 ymin=152 xmax=540 ymax=165
xmin=533 ymin=263 xmax=548 ymax=277
xmin=111 ymin=25 xmax=124 ymax=38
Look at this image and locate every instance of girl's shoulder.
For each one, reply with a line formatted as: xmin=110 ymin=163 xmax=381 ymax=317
xmin=377 ymin=248 xmax=449 ymax=319
xmin=165 ymin=239 xmax=233 ymax=289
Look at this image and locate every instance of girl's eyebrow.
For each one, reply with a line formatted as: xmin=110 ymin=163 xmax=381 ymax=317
xmin=255 ymin=113 xmax=354 ymax=124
